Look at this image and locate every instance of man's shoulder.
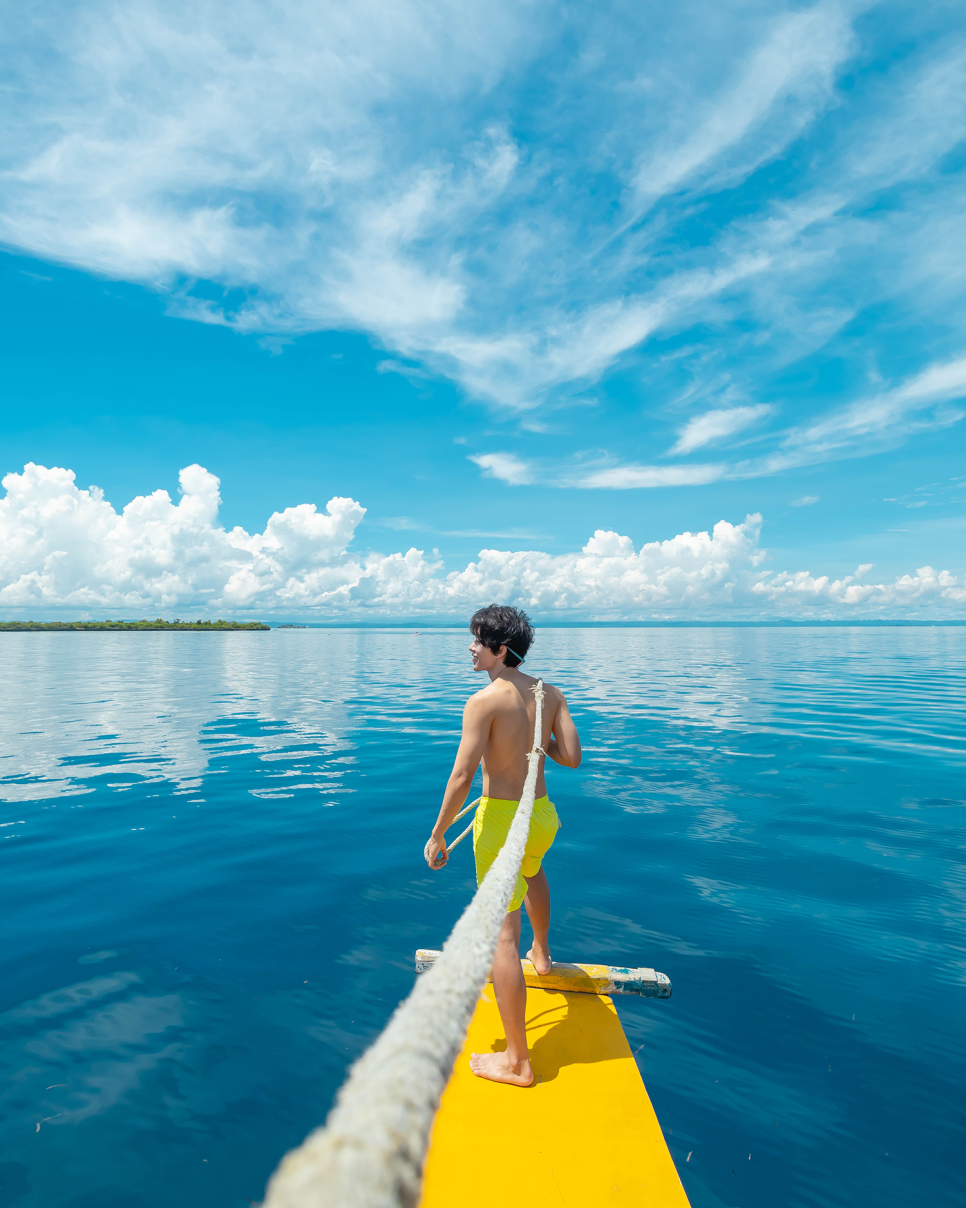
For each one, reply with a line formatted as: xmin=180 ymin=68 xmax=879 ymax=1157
xmin=465 ymin=675 xmax=566 ymax=713
xmin=466 ymin=677 xmax=530 ymax=711
xmin=465 ymin=683 xmax=499 ymax=712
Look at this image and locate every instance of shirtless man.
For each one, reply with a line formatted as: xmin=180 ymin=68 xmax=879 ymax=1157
xmin=424 ymin=604 xmax=581 ymax=1087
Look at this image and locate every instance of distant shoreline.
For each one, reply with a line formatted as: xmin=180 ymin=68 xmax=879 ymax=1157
xmin=0 ymin=620 xmax=270 ymax=632
xmin=255 ymin=619 xmax=966 ymax=629
xmin=1 ymin=619 xmax=963 ymax=631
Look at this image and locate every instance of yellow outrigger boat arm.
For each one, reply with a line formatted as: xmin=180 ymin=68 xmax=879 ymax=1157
xmin=416 ymin=953 xmax=691 ymax=1207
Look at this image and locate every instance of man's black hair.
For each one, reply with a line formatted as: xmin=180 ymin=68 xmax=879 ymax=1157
xmin=470 ymin=604 xmax=535 ymax=669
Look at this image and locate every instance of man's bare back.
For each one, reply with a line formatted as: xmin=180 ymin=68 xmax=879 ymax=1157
xmin=425 ymin=607 xmax=581 ymax=1087
xmin=471 ymin=673 xmax=570 ymax=801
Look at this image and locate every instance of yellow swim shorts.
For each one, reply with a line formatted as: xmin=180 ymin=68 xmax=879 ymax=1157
xmin=473 ymin=794 xmax=560 ymax=913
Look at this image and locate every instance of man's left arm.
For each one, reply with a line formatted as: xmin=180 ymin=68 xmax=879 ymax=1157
xmin=546 ymin=690 xmax=581 ymax=769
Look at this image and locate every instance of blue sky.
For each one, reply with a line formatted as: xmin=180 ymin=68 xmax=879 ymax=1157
xmin=1 ymin=0 xmax=965 ymax=618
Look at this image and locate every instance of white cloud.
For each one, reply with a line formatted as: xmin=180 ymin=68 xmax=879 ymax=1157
xmin=572 ymin=463 xmax=726 ymax=490
xmin=458 ymin=355 xmax=966 ymax=492
xmin=0 ymin=463 xmax=365 ymax=612
xmin=582 ymin=531 xmax=635 ymax=557
xmin=791 ymin=495 xmax=819 ymax=506
xmin=469 ymin=452 xmax=534 ymax=485
xmin=0 ymin=2 xmax=530 ymax=338
xmin=376 ymin=360 xmax=433 ymax=383
xmin=725 ymin=355 xmax=966 ymax=478
xmin=670 ymin=404 xmax=772 ymax=455
xmin=750 ymin=564 xmax=965 ymax=610
xmin=632 ymin=4 xmax=853 ymax=205
xmin=784 ymin=356 xmax=966 ymax=454
xmin=1 ymin=463 xmax=963 ymax=619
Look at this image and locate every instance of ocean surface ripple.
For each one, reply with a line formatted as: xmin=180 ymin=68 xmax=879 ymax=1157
xmin=1 ymin=627 xmax=964 ymax=1208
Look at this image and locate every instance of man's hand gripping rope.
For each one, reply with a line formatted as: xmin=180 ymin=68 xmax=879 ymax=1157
xmin=424 ymin=795 xmax=479 ymax=869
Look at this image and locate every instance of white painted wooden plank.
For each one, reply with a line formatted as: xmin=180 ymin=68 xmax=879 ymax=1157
xmin=414 ymin=949 xmax=672 ymax=997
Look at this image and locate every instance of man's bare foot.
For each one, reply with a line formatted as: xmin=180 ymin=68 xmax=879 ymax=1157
xmin=526 ymin=946 xmax=552 ymax=976
xmin=469 ymin=1051 xmax=534 ymax=1086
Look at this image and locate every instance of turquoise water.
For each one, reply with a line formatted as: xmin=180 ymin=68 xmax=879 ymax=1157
xmin=1 ymin=628 xmax=964 ymax=1208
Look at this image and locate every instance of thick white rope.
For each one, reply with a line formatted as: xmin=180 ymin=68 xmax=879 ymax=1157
xmin=263 ymin=680 xmax=546 ymax=1208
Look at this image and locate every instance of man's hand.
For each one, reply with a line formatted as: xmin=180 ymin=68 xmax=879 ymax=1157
xmin=424 ymin=834 xmax=448 ymax=870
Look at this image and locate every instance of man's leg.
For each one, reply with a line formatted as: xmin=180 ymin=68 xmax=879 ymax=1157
xmin=469 ymin=908 xmax=534 ymax=1086
xmin=523 ymin=867 xmax=552 ymax=975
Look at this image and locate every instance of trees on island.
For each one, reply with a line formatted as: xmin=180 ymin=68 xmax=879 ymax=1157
xmin=0 ymin=619 xmax=270 ymax=631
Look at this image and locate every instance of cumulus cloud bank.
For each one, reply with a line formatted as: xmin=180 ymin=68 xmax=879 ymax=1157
xmin=1 ymin=464 xmax=963 ymax=619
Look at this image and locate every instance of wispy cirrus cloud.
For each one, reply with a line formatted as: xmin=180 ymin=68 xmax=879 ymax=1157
xmin=2 ymin=0 xmax=966 ymax=485
xmin=464 ymin=451 xmax=727 ymax=491
xmin=782 ymin=357 xmax=966 ymax=457
xmin=731 ymin=355 xmax=966 ymax=478
xmin=462 ymin=355 xmax=966 ymax=490
xmin=631 ymin=3 xmax=853 ymax=207
xmin=572 ymin=463 xmax=727 ymax=491
xmin=670 ymin=404 xmax=772 ymax=455
xmin=374 ymin=515 xmax=549 ymax=540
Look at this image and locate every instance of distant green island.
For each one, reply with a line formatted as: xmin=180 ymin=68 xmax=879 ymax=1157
xmin=0 ymin=619 xmax=270 ymax=632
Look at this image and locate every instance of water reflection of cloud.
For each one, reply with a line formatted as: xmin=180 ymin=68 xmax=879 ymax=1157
xmin=541 ymin=627 xmax=966 ymax=758
xmin=24 ymin=995 xmax=185 ymax=1124
xmin=0 ymin=777 xmax=95 ymax=802
xmin=0 ymin=972 xmax=186 ymax=1128
xmin=0 ymin=974 xmax=141 ymax=1026
xmin=0 ymin=633 xmax=361 ymax=804
xmin=5 ymin=625 xmax=952 ymax=813
xmin=56 ymin=1041 xmax=186 ymax=1123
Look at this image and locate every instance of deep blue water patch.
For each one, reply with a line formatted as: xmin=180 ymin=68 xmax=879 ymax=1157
xmin=1 ymin=628 xmax=964 ymax=1207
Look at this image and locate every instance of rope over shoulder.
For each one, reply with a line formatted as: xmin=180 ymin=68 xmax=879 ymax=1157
xmin=263 ymin=681 xmax=546 ymax=1208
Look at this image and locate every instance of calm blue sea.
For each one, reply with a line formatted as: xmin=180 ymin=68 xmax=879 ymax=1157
xmin=1 ymin=628 xmax=964 ymax=1208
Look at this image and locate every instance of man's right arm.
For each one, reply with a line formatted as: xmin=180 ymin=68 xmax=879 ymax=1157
xmin=425 ymin=693 xmax=492 ymax=869
xmin=546 ymin=689 xmax=581 ymax=769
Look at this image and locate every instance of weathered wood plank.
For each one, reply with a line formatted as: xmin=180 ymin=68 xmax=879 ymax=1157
xmin=415 ymin=949 xmax=672 ymax=997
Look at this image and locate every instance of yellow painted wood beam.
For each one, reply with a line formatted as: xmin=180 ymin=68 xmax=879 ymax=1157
xmin=419 ymin=985 xmax=691 ymax=1207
